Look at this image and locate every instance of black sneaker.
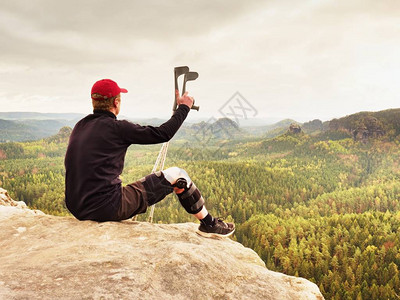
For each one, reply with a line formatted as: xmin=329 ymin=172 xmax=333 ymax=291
xmin=197 ymin=218 xmax=235 ymax=238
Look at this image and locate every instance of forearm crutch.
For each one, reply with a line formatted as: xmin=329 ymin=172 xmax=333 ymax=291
xmin=147 ymin=66 xmax=199 ymax=223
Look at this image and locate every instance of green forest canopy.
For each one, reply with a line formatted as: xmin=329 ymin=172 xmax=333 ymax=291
xmin=1 ymin=110 xmax=400 ymax=299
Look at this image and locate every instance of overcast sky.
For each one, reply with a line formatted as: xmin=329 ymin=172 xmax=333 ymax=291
xmin=0 ymin=0 xmax=399 ymax=123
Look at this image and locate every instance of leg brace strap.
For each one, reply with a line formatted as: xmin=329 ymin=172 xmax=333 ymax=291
xmin=177 ymin=182 xmax=205 ymax=214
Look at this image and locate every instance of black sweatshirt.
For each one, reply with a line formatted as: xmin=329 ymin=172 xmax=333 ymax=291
xmin=64 ymin=105 xmax=190 ymax=221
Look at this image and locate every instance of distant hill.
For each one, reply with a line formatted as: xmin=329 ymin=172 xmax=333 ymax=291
xmin=239 ymin=108 xmax=400 ymax=156
xmin=255 ymin=108 xmax=400 ymax=143
xmin=0 ymin=119 xmax=30 ymax=142
xmin=243 ymin=119 xmax=298 ymax=137
xmin=0 ymin=119 xmax=72 ymax=142
xmin=0 ymin=112 xmax=84 ymax=142
xmin=190 ymin=117 xmax=240 ymax=138
xmin=327 ymin=108 xmax=400 ymax=140
xmin=0 ymin=112 xmax=84 ymax=120
xmin=173 ymin=117 xmax=245 ymax=144
xmin=302 ymin=119 xmax=324 ymax=134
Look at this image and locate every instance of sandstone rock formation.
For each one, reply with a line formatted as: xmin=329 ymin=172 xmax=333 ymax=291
xmin=0 ymin=189 xmax=324 ymax=300
xmin=352 ymin=116 xmax=385 ymax=142
xmin=288 ymin=123 xmax=302 ymax=134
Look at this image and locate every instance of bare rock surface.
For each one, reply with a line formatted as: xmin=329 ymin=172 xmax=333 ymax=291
xmin=0 ymin=190 xmax=324 ymax=300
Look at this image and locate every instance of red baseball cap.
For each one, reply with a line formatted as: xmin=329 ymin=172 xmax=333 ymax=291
xmin=91 ymin=79 xmax=128 ymax=100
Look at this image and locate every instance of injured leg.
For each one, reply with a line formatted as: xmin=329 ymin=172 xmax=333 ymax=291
xmin=162 ymin=167 xmax=235 ymax=237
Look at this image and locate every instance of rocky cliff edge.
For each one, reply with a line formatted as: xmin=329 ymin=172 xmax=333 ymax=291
xmin=0 ymin=188 xmax=324 ymax=300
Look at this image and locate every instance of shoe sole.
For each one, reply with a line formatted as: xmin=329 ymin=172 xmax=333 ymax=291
xmin=196 ymin=228 xmax=235 ymax=238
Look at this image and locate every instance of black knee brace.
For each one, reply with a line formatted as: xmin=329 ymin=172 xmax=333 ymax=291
xmin=175 ymin=179 xmax=205 ymax=214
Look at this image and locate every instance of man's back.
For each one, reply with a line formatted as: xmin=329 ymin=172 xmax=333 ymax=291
xmin=65 ymin=110 xmax=127 ymax=221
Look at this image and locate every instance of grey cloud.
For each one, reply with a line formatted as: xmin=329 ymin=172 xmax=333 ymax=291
xmin=2 ymin=0 xmax=264 ymax=39
xmin=0 ymin=0 xmax=265 ymax=65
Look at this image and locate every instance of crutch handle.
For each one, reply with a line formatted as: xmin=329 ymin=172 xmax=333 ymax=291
xmin=174 ymin=104 xmax=200 ymax=111
xmin=181 ymin=70 xmax=199 ymax=111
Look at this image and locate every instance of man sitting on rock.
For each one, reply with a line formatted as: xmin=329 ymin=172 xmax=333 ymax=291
xmin=64 ymin=79 xmax=235 ymax=237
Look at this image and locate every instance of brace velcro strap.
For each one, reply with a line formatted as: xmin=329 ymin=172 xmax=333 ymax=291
xmin=140 ymin=171 xmax=162 ymax=183
xmin=191 ymin=196 xmax=205 ymax=212
xmin=180 ymin=183 xmax=197 ymax=199
xmin=177 ymin=182 xmax=205 ymax=214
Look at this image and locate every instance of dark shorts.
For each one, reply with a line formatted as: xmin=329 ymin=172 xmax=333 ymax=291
xmin=112 ymin=172 xmax=174 ymax=221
